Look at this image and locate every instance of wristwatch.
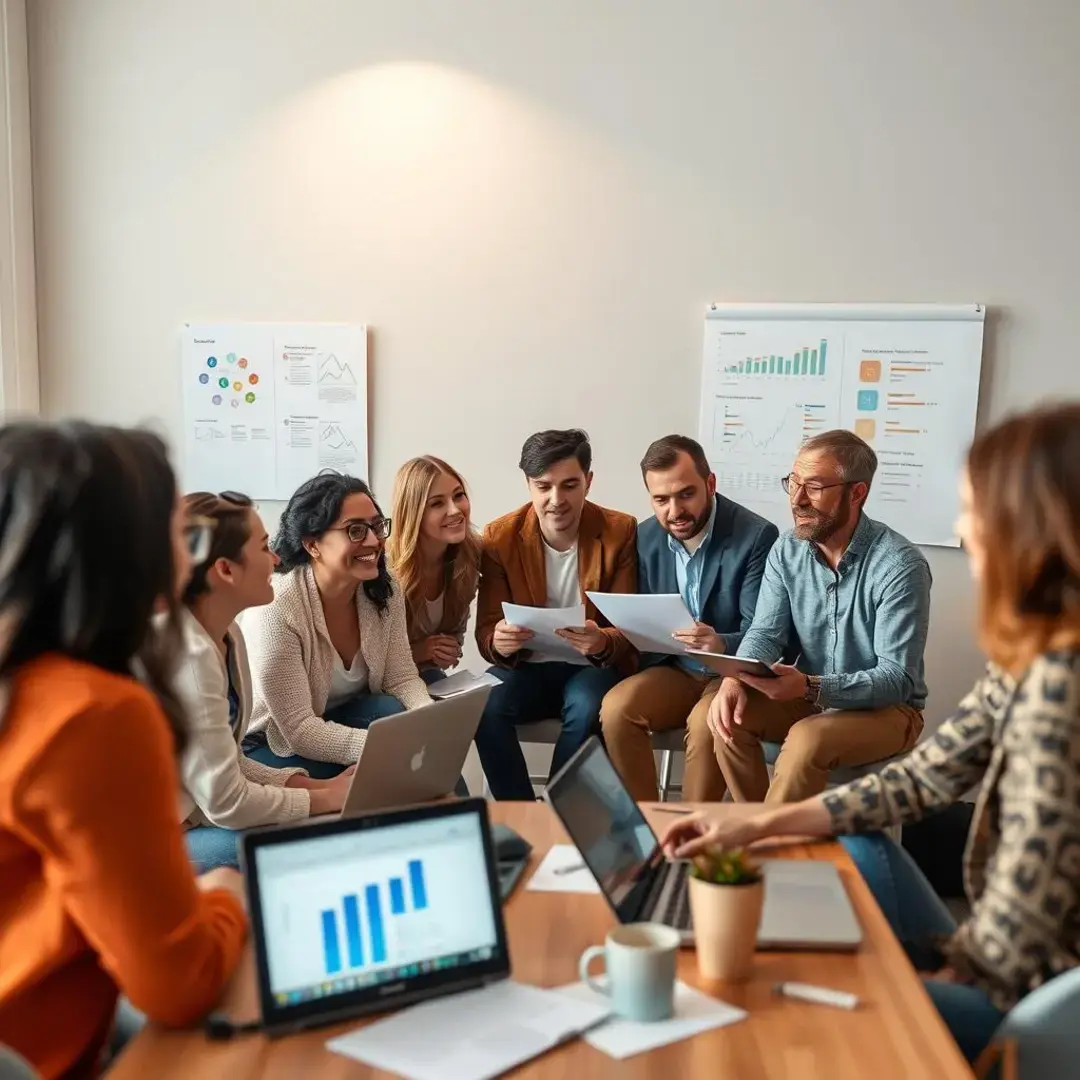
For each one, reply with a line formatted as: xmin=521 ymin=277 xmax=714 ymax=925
xmin=803 ymin=674 xmax=824 ymax=707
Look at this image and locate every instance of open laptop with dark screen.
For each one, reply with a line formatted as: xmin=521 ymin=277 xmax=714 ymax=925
xmin=544 ymin=738 xmax=862 ymax=951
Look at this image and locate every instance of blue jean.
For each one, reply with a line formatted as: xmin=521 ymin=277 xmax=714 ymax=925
xmin=185 ymin=824 xmax=241 ymax=872
xmin=475 ymin=662 xmax=621 ymax=800
xmin=244 ymin=692 xmax=406 ymax=779
xmin=841 ymin=832 xmax=1006 ymax=1062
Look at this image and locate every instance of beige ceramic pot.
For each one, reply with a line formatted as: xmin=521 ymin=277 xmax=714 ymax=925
xmin=687 ymin=873 xmax=764 ymax=982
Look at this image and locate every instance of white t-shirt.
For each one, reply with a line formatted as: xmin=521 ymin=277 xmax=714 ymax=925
xmin=425 ymin=593 xmax=445 ymax=631
xmin=325 ymin=649 xmax=370 ymax=709
xmin=681 ymin=528 xmax=708 ymax=555
xmin=529 ymin=539 xmax=587 ymax=665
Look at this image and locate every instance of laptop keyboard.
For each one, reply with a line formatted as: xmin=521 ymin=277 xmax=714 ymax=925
xmin=649 ymin=861 xmax=691 ymax=930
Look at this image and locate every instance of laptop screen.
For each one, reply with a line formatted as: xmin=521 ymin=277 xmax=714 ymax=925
xmin=545 ymin=739 xmax=663 ymax=919
xmin=245 ymin=800 xmax=506 ymax=1028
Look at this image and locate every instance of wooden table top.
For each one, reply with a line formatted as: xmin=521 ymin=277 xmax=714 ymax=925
xmin=111 ymin=802 xmax=972 ymax=1079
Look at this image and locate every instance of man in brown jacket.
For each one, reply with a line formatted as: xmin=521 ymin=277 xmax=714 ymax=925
xmin=475 ymin=429 xmax=636 ymax=799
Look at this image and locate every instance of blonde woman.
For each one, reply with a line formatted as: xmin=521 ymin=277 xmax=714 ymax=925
xmin=387 ymin=456 xmax=482 ymax=686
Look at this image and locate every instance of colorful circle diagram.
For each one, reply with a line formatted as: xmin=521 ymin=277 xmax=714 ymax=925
xmin=201 ymin=353 xmax=262 ymax=408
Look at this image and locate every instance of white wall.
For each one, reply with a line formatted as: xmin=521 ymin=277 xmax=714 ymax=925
xmin=27 ymin=0 xmax=1080 ymax=742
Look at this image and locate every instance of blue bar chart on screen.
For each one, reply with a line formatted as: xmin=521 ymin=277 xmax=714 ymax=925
xmin=318 ymin=860 xmax=430 ymax=974
xmin=254 ymin=815 xmax=500 ymax=1003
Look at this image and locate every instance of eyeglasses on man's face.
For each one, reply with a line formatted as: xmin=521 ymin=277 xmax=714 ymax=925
xmin=780 ymin=475 xmax=850 ymax=501
xmin=327 ymin=518 xmax=393 ymax=544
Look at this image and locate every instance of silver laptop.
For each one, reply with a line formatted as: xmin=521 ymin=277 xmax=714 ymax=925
xmin=338 ymin=686 xmax=491 ymax=817
xmin=544 ymin=737 xmax=862 ymax=951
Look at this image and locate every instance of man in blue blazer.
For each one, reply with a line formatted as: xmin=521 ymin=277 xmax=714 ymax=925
xmin=600 ymin=435 xmax=778 ymax=801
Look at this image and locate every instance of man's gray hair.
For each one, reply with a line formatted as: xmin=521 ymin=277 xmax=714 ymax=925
xmin=800 ymin=429 xmax=878 ymax=487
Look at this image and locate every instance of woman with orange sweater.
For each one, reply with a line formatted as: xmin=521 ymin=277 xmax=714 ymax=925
xmin=0 ymin=422 xmax=247 ymax=1079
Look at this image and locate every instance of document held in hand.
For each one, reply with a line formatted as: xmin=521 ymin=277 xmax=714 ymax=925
xmin=585 ymin=592 xmax=694 ymax=655
xmin=501 ymin=602 xmax=587 ymax=663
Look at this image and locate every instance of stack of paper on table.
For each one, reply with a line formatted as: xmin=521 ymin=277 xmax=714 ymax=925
xmin=585 ymin=592 xmax=693 ymax=655
xmin=327 ymin=981 xmax=610 ymax=1080
xmin=556 ymin=979 xmax=747 ymax=1059
xmin=501 ymin=602 xmax=586 ymax=663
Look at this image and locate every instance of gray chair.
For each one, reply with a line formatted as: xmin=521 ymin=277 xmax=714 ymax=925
xmin=974 ymin=967 xmax=1080 ymax=1079
xmin=0 ymin=1046 xmax=39 ymax=1080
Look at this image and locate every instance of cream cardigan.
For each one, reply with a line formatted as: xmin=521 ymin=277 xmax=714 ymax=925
xmin=244 ymin=565 xmax=430 ymax=765
xmin=173 ymin=608 xmax=310 ymax=829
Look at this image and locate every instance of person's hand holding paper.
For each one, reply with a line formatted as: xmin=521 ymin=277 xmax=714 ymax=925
xmin=586 ymin=593 xmax=700 ymax=656
xmin=670 ymin=622 xmax=725 ymax=654
xmin=555 ymin=620 xmax=609 ymax=658
xmin=501 ymin=602 xmax=588 ymax=662
xmin=492 ymin=619 xmax=535 ymax=657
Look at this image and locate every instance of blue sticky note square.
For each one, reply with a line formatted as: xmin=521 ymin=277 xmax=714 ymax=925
xmin=857 ymin=389 xmax=879 ymax=411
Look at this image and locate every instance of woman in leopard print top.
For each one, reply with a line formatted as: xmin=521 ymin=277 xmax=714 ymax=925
xmin=661 ymin=402 xmax=1080 ymax=1066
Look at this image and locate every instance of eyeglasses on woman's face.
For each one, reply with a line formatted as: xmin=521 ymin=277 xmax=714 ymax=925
xmin=326 ymin=517 xmax=392 ymax=544
xmin=184 ymin=516 xmax=216 ymax=564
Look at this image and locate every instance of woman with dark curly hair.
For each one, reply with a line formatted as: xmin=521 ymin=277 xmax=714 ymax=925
xmin=243 ymin=473 xmax=430 ymax=779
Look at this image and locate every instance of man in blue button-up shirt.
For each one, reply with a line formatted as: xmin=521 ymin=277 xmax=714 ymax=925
xmin=706 ymin=429 xmax=931 ymax=803
xmin=600 ymin=435 xmax=777 ymax=801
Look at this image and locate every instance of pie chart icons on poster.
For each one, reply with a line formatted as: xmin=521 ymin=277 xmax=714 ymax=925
xmin=200 ymin=353 xmax=260 ymax=408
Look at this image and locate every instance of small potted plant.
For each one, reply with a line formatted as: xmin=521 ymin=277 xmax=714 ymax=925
xmin=687 ymin=847 xmax=764 ymax=983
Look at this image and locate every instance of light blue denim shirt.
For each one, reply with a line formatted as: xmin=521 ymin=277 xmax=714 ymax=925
xmin=736 ymin=513 xmax=931 ymax=710
xmin=669 ymin=498 xmax=718 ymax=675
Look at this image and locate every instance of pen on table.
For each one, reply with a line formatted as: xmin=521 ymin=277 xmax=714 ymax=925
xmin=774 ymin=982 xmax=860 ymax=1010
xmin=650 ymin=806 xmax=693 ymax=816
xmin=553 ymin=862 xmax=587 ymax=876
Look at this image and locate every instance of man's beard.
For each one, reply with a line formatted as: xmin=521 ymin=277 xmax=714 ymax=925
xmin=792 ymin=492 xmax=850 ymax=543
xmin=666 ymin=504 xmax=712 ymax=540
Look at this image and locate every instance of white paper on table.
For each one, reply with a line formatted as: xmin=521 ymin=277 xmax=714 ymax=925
xmin=585 ymin=592 xmax=694 ymax=655
xmin=526 ymin=844 xmax=601 ymax=894
xmin=427 ymin=669 xmax=502 ymax=700
xmin=555 ymin=979 xmax=747 ymax=1060
xmin=501 ymin=602 xmax=587 ymax=663
xmin=326 ymin=980 xmax=610 ymax=1080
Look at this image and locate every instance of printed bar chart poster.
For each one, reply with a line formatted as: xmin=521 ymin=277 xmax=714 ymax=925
xmin=698 ymin=304 xmax=985 ymax=547
xmin=180 ymin=322 xmax=368 ymax=499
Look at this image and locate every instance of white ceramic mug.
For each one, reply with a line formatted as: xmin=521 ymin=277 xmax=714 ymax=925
xmin=578 ymin=922 xmax=679 ymax=1022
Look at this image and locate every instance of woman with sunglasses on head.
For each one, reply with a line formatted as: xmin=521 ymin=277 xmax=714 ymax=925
xmin=386 ymin=456 xmax=482 ymax=684
xmin=244 ymin=473 xmax=430 ymax=779
xmin=175 ymin=492 xmax=356 ymax=872
xmin=0 ymin=422 xmax=246 ymax=1079
xmin=661 ymin=402 xmax=1080 ymax=1067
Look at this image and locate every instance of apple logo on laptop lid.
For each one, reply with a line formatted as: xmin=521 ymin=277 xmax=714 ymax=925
xmin=410 ymin=746 xmax=427 ymax=773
